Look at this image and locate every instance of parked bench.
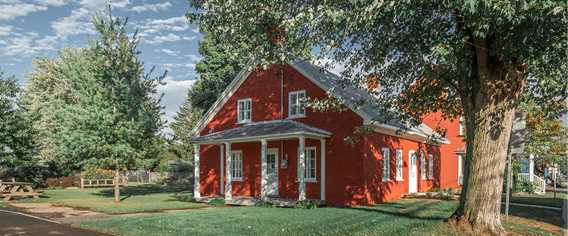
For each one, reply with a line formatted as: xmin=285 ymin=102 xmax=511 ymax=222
xmin=1 ymin=181 xmax=40 ymax=201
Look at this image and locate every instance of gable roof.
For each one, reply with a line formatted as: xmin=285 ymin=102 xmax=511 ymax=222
xmin=191 ymin=59 xmax=448 ymax=144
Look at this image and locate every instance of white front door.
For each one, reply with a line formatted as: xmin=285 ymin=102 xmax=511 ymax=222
xmin=266 ymin=148 xmax=279 ymax=196
xmin=408 ymin=150 xmax=418 ymax=193
xmin=458 ymin=154 xmax=464 ymax=185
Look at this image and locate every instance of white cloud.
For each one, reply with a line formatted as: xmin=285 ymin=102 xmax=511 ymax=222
xmin=159 ymin=48 xmax=179 ymax=56
xmin=51 ymin=8 xmax=96 ymax=38
xmin=0 ymin=25 xmax=13 ymax=36
xmin=157 ymin=76 xmax=196 ymax=123
xmin=140 ymin=16 xmax=190 ymax=34
xmin=162 ymin=62 xmax=196 ymax=70
xmin=37 ymin=0 xmax=68 ymax=6
xmin=79 ymin=0 xmax=130 ymax=10
xmin=143 ymin=33 xmax=195 ymax=44
xmin=184 ymin=54 xmax=201 ymax=62
xmin=0 ymin=3 xmax=48 ymax=21
xmin=130 ymin=2 xmax=171 ymax=13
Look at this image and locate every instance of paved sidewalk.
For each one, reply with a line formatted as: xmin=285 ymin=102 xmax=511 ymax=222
xmin=0 ymin=209 xmax=108 ymax=236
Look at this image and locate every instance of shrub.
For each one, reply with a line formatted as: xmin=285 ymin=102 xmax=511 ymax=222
xmin=254 ymin=200 xmax=275 ymax=208
xmin=45 ymin=176 xmax=80 ymax=188
xmin=522 ymin=182 xmax=536 ymax=194
xmin=208 ymin=198 xmax=226 ymax=206
xmin=294 ymin=200 xmax=318 ymax=209
xmin=83 ymin=167 xmax=115 ymax=179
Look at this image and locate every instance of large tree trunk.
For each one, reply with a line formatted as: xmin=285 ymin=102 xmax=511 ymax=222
xmin=450 ymin=38 xmax=525 ymax=235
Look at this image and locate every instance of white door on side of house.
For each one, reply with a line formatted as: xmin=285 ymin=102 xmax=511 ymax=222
xmin=408 ymin=150 xmax=418 ymax=193
xmin=458 ymin=154 xmax=464 ymax=185
xmin=266 ymin=148 xmax=279 ymax=196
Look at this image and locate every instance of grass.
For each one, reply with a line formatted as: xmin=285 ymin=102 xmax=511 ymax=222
xmin=506 ymin=192 xmax=567 ymax=208
xmin=78 ymin=199 xmax=562 ymax=236
xmin=14 ymin=184 xmax=206 ymax=214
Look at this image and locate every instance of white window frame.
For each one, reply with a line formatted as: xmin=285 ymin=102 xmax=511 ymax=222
xmin=459 ymin=116 xmax=465 ymax=136
xmin=298 ymin=147 xmax=317 ymax=182
xmin=428 ymin=154 xmax=434 ymax=179
xmin=237 ymin=98 xmax=252 ymax=123
xmin=396 ymin=149 xmax=404 ymax=181
xmin=420 ymin=152 xmax=426 ymax=180
xmin=382 ymin=148 xmax=390 ymax=182
xmin=231 ymin=151 xmax=243 ymax=181
xmin=288 ymin=90 xmax=306 ymax=118
xmin=458 ymin=154 xmax=464 ymax=185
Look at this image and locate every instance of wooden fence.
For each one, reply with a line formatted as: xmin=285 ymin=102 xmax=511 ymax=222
xmin=80 ymin=177 xmax=128 ymax=189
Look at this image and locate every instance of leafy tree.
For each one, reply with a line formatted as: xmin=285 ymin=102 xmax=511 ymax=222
xmin=25 ymin=12 xmax=165 ymax=201
xmin=189 ymin=1 xmax=567 ymax=234
xmin=0 ymin=71 xmax=38 ymax=182
xmin=523 ymin=101 xmax=567 ymax=174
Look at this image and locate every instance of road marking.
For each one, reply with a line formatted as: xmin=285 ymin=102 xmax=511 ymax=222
xmin=0 ymin=209 xmax=61 ymax=224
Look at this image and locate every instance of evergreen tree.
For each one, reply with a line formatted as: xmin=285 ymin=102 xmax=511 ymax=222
xmin=170 ymin=97 xmax=202 ymax=160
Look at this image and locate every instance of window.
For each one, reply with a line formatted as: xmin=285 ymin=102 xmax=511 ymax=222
xmin=288 ymin=90 xmax=306 ymax=118
xmin=396 ymin=149 xmax=403 ymax=181
xmin=382 ymin=148 xmax=390 ymax=182
xmin=428 ymin=154 xmax=434 ymax=179
xmin=420 ymin=152 xmax=426 ymax=180
xmin=298 ymin=147 xmax=317 ymax=182
xmin=459 ymin=116 xmax=465 ymax=136
xmin=231 ymin=151 xmax=243 ymax=181
xmin=237 ymin=99 xmax=252 ymax=123
xmin=458 ymin=154 xmax=464 ymax=185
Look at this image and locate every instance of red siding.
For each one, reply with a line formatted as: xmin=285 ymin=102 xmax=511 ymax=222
xmin=198 ymin=64 xmax=460 ymax=205
xmin=423 ymin=112 xmax=465 ymax=189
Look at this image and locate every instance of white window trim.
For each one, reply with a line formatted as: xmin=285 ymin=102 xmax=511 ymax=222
xmin=382 ymin=148 xmax=390 ymax=182
xmin=428 ymin=154 xmax=434 ymax=180
xmin=231 ymin=150 xmax=243 ymax=181
xmin=396 ymin=149 xmax=404 ymax=181
xmin=288 ymin=90 xmax=306 ymax=119
xmin=297 ymin=146 xmax=317 ymax=183
xmin=237 ymin=98 xmax=252 ymax=124
xmin=458 ymin=154 xmax=464 ymax=185
xmin=459 ymin=116 xmax=465 ymax=136
xmin=420 ymin=152 xmax=426 ymax=180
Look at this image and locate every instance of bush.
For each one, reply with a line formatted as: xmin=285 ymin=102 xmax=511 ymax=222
xmin=294 ymin=200 xmax=318 ymax=209
xmin=45 ymin=176 xmax=80 ymax=188
xmin=208 ymin=198 xmax=226 ymax=206
xmin=83 ymin=167 xmax=115 ymax=179
xmin=254 ymin=200 xmax=275 ymax=208
xmin=522 ymin=182 xmax=536 ymax=194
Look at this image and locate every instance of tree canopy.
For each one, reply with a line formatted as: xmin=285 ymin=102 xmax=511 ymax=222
xmin=24 ymin=13 xmax=165 ymax=177
xmin=188 ymin=1 xmax=567 ymax=234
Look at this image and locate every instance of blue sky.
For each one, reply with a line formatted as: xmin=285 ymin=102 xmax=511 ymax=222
xmin=0 ymin=0 xmax=201 ymax=129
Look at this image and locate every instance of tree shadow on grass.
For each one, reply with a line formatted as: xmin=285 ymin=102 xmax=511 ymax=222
xmin=504 ymin=205 xmax=563 ymax=227
xmin=93 ymin=184 xmax=192 ymax=199
xmin=345 ymin=200 xmax=451 ymax=221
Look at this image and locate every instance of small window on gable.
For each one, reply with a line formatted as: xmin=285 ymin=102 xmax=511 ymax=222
xmin=237 ymin=98 xmax=252 ymax=123
xmin=289 ymin=90 xmax=306 ymax=118
xmin=382 ymin=148 xmax=390 ymax=182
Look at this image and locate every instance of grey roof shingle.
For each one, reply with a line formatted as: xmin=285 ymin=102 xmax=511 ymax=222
xmin=190 ymin=120 xmax=331 ymax=143
xmin=291 ymin=60 xmax=441 ymax=139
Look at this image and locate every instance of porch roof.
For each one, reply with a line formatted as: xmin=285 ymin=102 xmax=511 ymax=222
xmin=190 ymin=120 xmax=332 ymax=144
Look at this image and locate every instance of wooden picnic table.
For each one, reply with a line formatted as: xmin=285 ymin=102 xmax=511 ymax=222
xmin=1 ymin=181 xmax=40 ymax=201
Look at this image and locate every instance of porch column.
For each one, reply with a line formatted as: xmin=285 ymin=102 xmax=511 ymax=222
xmin=225 ymin=142 xmax=232 ymax=200
xmin=320 ymin=139 xmax=326 ymax=201
xmin=529 ymin=154 xmax=535 ymax=182
xmin=298 ymin=136 xmax=306 ymax=201
xmin=219 ymin=144 xmax=224 ymax=195
xmin=260 ymin=139 xmax=268 ymax=200
xmin=193 ymin=144 xmax=200 ymax=199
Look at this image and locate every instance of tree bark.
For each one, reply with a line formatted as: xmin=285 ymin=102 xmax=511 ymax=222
xmin=114 ymin=167 xmax=120 ymax=203
xmin=450 ymin=38 xmax=525 ymax=235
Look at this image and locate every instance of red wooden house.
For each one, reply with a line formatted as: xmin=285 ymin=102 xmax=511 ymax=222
xmin=190 ymin=60 xmax=465 ymax=205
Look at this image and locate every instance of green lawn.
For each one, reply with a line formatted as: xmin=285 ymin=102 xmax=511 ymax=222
xmin=506 ymin=192 xmax=567 ymax=208
xmin=15 ymin=184 xmax=205 ymax=214
xmin=78 ymin=199 xmax=561 ymax=236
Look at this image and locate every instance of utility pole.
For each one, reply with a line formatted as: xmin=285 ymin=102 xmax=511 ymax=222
xmin=505 ymin=153 xmax=513 ymax=219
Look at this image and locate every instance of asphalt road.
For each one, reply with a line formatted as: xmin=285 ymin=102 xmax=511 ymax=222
xmin=0 ymin=209 xmax=108 ymax=236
